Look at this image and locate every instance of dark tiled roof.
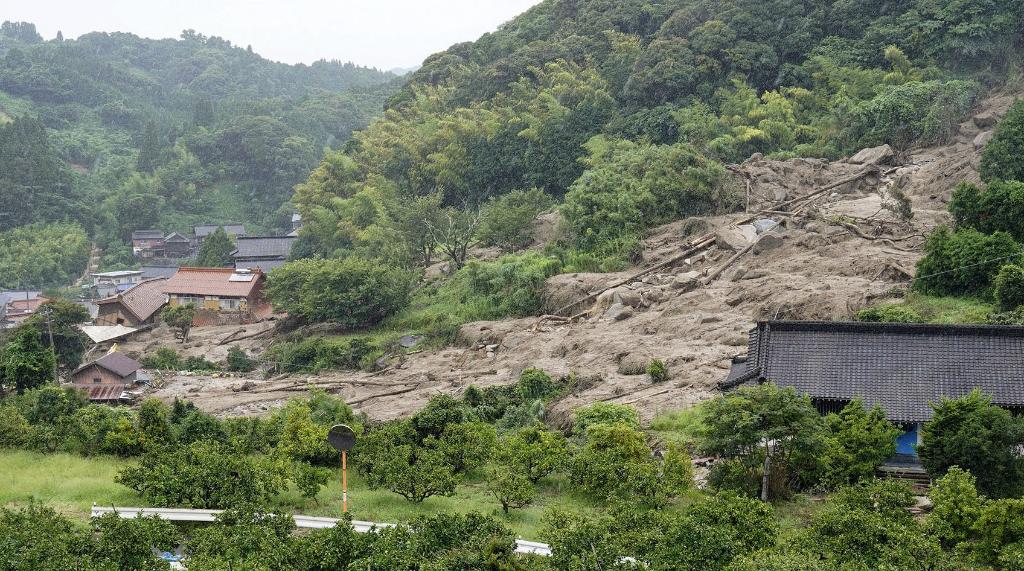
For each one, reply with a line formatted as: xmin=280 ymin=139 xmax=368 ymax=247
xmin=74 ymin=351 xmax=141 ymax=378
xmin=164 ymin=232 xmax=190 ymax=243
xmin=141 ymin=265 xmax=179 ymax=280
xmin=231 ymin=236 xmax=296 ymax=259
xmin=132 ymin=230 xmax=165 ymax=240
xmin=194 ymin=224 xmax=246 ymax=238
xmin=722 ymin=321 xmax=1024 ymax=423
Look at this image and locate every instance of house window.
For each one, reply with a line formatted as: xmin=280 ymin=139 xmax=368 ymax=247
xmin=116 ymin=318 xmax=125 ymax=325
xmin=220 ymin=298 xmax=240 ymax=310
xmin=93 ymin=378 xmax=101 ymax=384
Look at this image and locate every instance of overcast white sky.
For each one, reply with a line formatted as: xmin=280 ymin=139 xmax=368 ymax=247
xmin=5 ymin=0 xmax=544 ymax=70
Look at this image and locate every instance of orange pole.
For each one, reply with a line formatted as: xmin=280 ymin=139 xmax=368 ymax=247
xmin=342 ymin=450 xmax=348 ymax=513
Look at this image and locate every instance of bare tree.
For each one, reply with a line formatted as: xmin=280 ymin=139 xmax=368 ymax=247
xmin=425 ymin=206 xmax=481 ymax=272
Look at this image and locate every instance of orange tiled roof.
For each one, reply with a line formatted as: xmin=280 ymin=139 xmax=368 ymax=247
xmin=162 ymin=267 xmax=263 ymax=298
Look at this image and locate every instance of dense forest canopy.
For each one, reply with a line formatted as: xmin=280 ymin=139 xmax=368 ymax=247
xmin=0 ymin=21 xmax=397 ymax=273
xmin=291 ymin=0 xmax=1021 ymax=276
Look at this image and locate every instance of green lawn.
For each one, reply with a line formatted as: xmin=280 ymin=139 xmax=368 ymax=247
xmin=0 ymin=451 xmax=143 ymax=517
xmin=0 ymin=450 xmax=598 ymax=539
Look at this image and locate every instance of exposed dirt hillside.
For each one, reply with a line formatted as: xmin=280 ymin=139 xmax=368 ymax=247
xmin=132 ymin=92 xmax=1017 ymax=423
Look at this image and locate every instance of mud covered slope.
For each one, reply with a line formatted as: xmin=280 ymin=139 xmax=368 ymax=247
xmin=144 ymin=92 xmax=1016 ymax=422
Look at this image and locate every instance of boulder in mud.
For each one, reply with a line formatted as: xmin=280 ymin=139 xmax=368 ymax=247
xmin=974 ymin=131 xmax=994 ymax=149
xmin=849 ymin=144 xmax=895 ymax=166
xmin=604 ymin=303 xmax=634 ymax=321
xmin=973 ymin=111 xmax=998 ymax=129
xmin=716 ymin=226 xmax=754 ymax=251
xmin=672 ymin=271 xmax=702 ymax=292
xmin=753 ymin=232 xmax=785 ymax=255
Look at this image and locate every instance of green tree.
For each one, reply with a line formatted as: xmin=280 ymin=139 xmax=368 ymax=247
xmin=700 ymin=383 xmax=824 ymax=499
xmin=919 ymin=390 xmax=1024 ymax=498
xmin=477 ymin=188 xmax=553 ymax=252
xmin=1 ymin=325 xmax=56 ymax=394
xmin=926 ymin=466 xmax=985 ymax=550
xmin=487 ymin=468 xmax=535 ymax=513
xmin=25 ymin=299 xmax=90 ymax=372
xmin=913 ymin=226 xmax=1021 ymax=297
xmin=973 ymin=498 xmax=1024 ymax=567
xmin=163 ymin=304 xmax=196 ymax=343
xmin=950 ymin=180 xmax=1024 ymax=241
xmin=819 ymin=400 xmax=899 ymax=488
xmin=570 ymin=421 xmax=652 ymax=498
xmin=494 ymin=426 xmax=567 ymax=484
xmin=356 ymin=420 xmax=459 ymax=503
xmin=995 ymin=263 xmax=1024 ymax=310
xmin=981 ymin=100 xmax=1024 ymax=183
xmin=116 ymin=440 xmax=284 ymax=508
xmin=267 ymin=257 xmax=411 ymax=327
xmin=195 ymin=227 xmax=235 ymax=267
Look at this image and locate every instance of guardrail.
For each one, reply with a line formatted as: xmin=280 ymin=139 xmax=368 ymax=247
xmin=91 ymin=505 xmax=552 ymax=557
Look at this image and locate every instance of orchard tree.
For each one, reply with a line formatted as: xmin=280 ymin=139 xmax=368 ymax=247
xmin=163 ymin=304 xmax=196 ymax=343
xmin=494 ymin=425 xmax=567 ymax=483
xmin=925 ymin=466 xmax=985 ymax=549
xmin=487 ymin=468 xmax=535 ymax=513
xmin=700 ymin=383 xmax=824 ymax=499
xmin=819 ymin=400 xmax=900 ymax=488
xmin=919 ymin=390 xmax=1024 ymax=498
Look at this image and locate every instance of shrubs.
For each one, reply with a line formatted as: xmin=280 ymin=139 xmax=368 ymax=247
xmin=140 ymin=347 xmax=181 ymax=370
xmin=572 ymin=402 xmax=641 ymax=435
xmin=560 ymin=138 xmax=735 ymax=262
xmin=855 ymin=303 xmax=923 ymax=323
xmin=647 ymin=359 xmax=668 ymax=382
xmin=267 ymin=257 xmax=412 ymax=327
xmin=226 ymin=346 xmax=257 ymax=372
xmin=265 ymin=336 xmax=376 ymax=373
xmin=913 ymin=227 xmax=1021 ymax=297
xmin=980 ymin=99 xmax=1024 ymax=183
xmin=919 ymin=390 xmax=1024 ymax=498
xmin=477 ymin=188 xmax=554 ymax=252
xmin=950 ymin=180 xmax=1024 ymax=241
xmin=994 ymin=264 xmax=1024 ymax=310
xmin=456 ymin=252 xmax=563 ymax=317
xmin=843 ymin=80 xmax=979 ymax=151
xmin=116 ymin=441 xmax=287 ymax=508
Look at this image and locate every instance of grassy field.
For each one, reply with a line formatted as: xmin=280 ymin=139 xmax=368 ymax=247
xmin=0 ymin=450 xmax=599 ymax=538
xmin=0 ymin=451 xmax=143 ymax=517
xmin=0 ymin=449 xmax=821 ymax=540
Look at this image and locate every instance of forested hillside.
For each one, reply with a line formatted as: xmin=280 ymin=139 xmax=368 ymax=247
xmin=286 ymin=0 xmax=1021 ymax=340
xmin=0 ymin=21 xmax=396 ymax=276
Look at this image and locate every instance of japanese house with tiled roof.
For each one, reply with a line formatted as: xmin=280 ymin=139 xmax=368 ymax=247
xmin=95 ymin=277 xmax=168 ymax=327
xmin=71 ymin=351 xmax=144 ymax=403
xmin=721 ymin=320 xmax=1024 ymax=457
xmin=162 ymin=267 xmax=265 ymax=321
xmin=231 ymin=236 xmax=296 ymax=272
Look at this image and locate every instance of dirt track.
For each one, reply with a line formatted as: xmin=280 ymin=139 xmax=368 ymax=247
xmin=129 ymin=93 xmax=1015 ymax=424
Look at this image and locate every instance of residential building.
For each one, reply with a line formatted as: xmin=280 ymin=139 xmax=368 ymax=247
xmin=162 ymin=267 xmax=266 ymax=323
xmin=91 ymin=270 xmax=143 ymax=299
xmin=141 ymin=265 xmax=180 ymax=280
xmin=231 ymin=236 xmax=296 ymax=272
xmin=193 ymin=224 xmax=246 ymax=246
xmin=71 ymin=351 xmax=143 ymax=404
xmin=721 ymin=320 xmax=1024 ymax=460
xmin=131 ymin=230 xmax=166 ymax=258
xmin=163 ymin=232 xmax=192 ymax=258
xmin=0 ymin=291 xmax=46 ymax=328
xmin=95 ymin=277 xmax=168 ymax=327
